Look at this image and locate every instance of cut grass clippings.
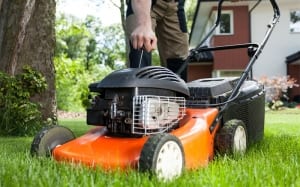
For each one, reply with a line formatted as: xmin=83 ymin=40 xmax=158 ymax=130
xmin=0 ymin=109 xmax=299 ymax=186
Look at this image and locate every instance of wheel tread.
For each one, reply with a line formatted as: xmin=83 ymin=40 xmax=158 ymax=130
xmin=30 ymin=125 xmax=75 ymax=157
xmin=138 ymin=133 xmax=185 ymax=180
xmin=215 ymin=119 xmax=247 ymax=155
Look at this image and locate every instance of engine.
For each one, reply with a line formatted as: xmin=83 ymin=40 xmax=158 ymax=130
xmin=87 ymin=66 xmax=189 ymax=136
xmin=87 ymin=66 xmax=265 ymax=142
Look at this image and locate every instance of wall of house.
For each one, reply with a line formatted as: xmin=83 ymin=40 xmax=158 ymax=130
xmin=250 ymin=0 xmax=300 ymax=79
xmin=287 ymin=64 xmax=300 ymax=101
xmin=187 ymin=63 xmax=213 ymax=81
xmin=212 ymin=6 xmax=250 ymax=70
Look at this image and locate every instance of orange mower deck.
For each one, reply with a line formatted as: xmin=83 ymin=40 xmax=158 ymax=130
xmin=53 ymin=108 xmax=219 ymax=170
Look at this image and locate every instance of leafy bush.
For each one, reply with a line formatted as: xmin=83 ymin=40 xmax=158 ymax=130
xmin=258 ymin=76 xmax=299 ymax=110
xmin=0 ymin=66 xmax=47 ymax=136
xmin=54 ymin=55 xmax=112 ymax=111
xmin=54 ymin=15 xmax=126 ymax=112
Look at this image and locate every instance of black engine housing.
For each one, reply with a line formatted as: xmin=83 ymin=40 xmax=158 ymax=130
xmin=87 ymin=66 xmax=265 ymax=142
xmin=87 ymin=66 xmax=189 ymax=135
xmin=89 ymin=66 xmax=189 ymax=96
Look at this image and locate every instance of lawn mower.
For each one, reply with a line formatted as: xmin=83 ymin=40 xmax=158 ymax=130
xmin=31 ymin=0 xmax=280 ymax=181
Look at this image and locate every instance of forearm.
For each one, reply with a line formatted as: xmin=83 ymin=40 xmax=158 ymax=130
xmin=131 ymin=0 xmax=152 ymax=27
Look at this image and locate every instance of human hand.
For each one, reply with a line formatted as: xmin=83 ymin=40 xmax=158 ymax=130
xmin=130 ymin=26 xmax=157 ymax=52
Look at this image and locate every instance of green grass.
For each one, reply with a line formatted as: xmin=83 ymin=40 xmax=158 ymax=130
xmin=1 ymin=109 xmax=300 ymax=186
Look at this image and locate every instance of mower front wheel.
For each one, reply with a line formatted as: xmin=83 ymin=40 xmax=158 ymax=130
xmin=30 ymin=125 xmax=75 ymax=157
xmin=215 ymin=119 xmax=247 ymax=155
xmin=139 ymin=133 xmax=185 ymax=181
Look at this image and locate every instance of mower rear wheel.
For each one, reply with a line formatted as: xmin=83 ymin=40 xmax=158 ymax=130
xmin=30 ymin=125 xmax=75 ymax=157
xmin=139 ymin=133 xmax=185 ymax=180
xmin=215 ymin=119 xmax=247 ymax=155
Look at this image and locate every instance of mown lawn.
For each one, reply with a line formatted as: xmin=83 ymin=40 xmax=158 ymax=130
xmin=0 ymin=109 xmax=300 ymax=187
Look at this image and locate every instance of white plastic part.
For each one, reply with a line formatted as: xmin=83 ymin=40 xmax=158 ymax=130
xmin=233 ymin=125 xmax=247 ymax=153
xmin=155 ymin=140 xmax=184 ymax=180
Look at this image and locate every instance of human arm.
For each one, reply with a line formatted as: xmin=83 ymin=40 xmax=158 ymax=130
xmin=130 ymin=0 xmax=157 ymax=52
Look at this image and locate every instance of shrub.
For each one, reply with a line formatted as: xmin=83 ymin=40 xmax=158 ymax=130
xmin=257 ymin=75 xmax=299 ymax=110
xmin=0 ymin=66 xmax=47 ymax=136
xmin=54 ymin=55 xmax=112 ymax=111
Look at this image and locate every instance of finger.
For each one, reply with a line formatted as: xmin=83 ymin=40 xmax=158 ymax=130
xmin=131 ymin=33 xmax=144 ymax=49
xmin=143 ymin=40 xmax=152 ymax=52
xmin=151 ymin=37 xmax=157 ymax=49
xmin=131 ymin=35 xmax=138 ymax=49
xmin=142 ymin=37 xmax=155 ymax=52
xmin=137 ymin=35 xmax=144 ymax=49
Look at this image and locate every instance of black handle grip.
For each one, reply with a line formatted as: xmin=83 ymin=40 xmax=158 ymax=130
xmin=270 ymin=0 xmax=280 ymax=18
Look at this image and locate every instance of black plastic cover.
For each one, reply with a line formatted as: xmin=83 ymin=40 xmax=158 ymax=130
xmin=187 ymin=77 xmax=239 ymax=98
xmin=89 ymin=66 xmax=190 ymax=96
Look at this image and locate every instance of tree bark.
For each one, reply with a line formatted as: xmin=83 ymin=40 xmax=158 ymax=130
xmin=111 ymin=0 xmax=129 ymax=64
xmin=118 ymin=0 xmax=129 ymax=63
xmin=0 ymin=0 xmax=57 ymax=121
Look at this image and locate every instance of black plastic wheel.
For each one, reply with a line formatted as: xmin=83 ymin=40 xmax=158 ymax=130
xmin=139 ymin=133 xmax=185 ymax=180
xmin=215 ymin=119 xmax=247 ymax=155
xmin=30 ymin=125 xmax=75 ymax=157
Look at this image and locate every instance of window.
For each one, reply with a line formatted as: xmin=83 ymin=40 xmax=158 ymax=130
xmin=213 ymin=70 xmax=242 ymax=78
xmin=290 ymin=10 xmax=300 ymax=33
xmin=216 ymin=10 xmax=234 ymax=35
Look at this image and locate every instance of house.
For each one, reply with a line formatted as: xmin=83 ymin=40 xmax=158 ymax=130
xmin=188 ymin=0 xmax=300 ymax=102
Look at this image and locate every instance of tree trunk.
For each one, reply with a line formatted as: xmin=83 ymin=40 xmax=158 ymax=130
xmin=0 ymin=0 xmax=57 ymax=121
xmin=108 ymin=0 xmax=129 ymax=65
xmin=119 ymin=0 xmax=130 ymax=65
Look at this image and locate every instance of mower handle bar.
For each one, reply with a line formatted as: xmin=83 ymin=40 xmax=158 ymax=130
xmin=224 ymin=0 xmax=280 ymax=102
xmin=208 ymin=0 xmax=280 ymax=132
xmin=176 ymin=0 xmax=280 ymax=75
xmin=196 ymin=0 xmax=280 ymax=50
